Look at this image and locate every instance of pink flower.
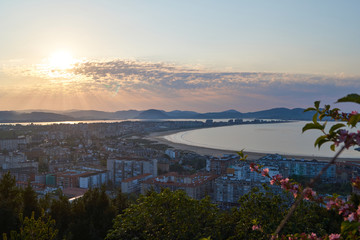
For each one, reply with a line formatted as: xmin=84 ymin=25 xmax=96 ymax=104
xmin=261 ymin=168 xmax=269 ymax=177
xmin=249 ymin=163 xmax=259 ymax=172
xmin=308 ymin=232 xmax=318 ymax=240
xmin=303 ymin=188 xmax=316 ymax=200
xmin=326 ymin=200 xmax=335 ymax=210
xmin=252 ymin=225 xmax=261 ymax=231
xmin=329 ymin=233 xmax=341 ymax=240
xmin=347 ymin=213 xmax=355 ymax=222
xmin=351 ymin=111 xmax=358 ymax=115
xmin=280 ymin=178 xmax=290 ymax=189
xmin=339 ymin=204 xmax=350 ymax=215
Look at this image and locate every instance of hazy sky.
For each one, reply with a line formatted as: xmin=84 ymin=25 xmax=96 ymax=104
xmin=1 ymin=0 xmax=359 ymax=112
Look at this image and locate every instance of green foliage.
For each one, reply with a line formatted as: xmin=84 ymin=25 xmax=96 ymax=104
xmin=113 ymin=188 xmax=130 ymax=214
xmin=303 ymin=96 xmax=360 ymax=151
xmin=8 ymin=211 xmax=58 ymax=240
xmin=340 ymin=221 xmax=360 ymax=239
xmin=38 ymin=194 xmax=51 ymax=213
xmin=181 ymin=157 xmax=206 ymax=170
xmin=336 ymin=93 xmax=360 ymax=104
xmin=290 ymin=175 xmax=352 ymax=196
xmin=21 ymin=182 xmax=41 ymax=219
xmin=286 ymin=201 xmax=342 ymax=236
xmin=237 ymin=149 xmax=247 ymax=161
xmin=49 ymin=193 xmax=71 ymax=239
xmin=68 ymin=187 xmax=116 ymax=240
xmin=106 ymin=189 xmax=219 ymax=240
xmin=0 ymin=172 xmax=21 ymax=235
xmin=219 ymin=187 xmax=342 ymax=239
xmin=219 ymin=187 xmax=287 ymax=240
xmin=169 ymin=162 xmax=185 ymax=173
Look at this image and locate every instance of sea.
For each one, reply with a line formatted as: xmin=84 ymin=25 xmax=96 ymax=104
xmin=163 ymin=121 xmax=360 ymax=159
xmin=1 ymin=119 xmax=359 ymax=159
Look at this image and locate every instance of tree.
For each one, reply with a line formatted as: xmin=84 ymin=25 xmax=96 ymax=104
xmin=5 ymin=211 xmax=58 ymax=240
xmin=113 ymin=188 xmax=130 ymax=214
xmin=106 ymin=188 xmax=219 ymax=240
xmin=21 ymin=182 xmax=41 ymax=218
xmin=0 ymin=172 xmax=21 ymax=235
xmin=69 ymin=187 xmax=116 ymax=240
xmin=49 ymin=193 xmax=71 ymax=239
xmin=217 ymin=186 xmax=341 ymax=240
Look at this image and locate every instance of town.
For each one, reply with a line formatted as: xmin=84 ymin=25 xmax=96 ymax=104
xmin=0 ymin=120 xmax=359 ymax=206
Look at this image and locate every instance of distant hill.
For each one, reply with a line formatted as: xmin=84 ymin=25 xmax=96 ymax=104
xmin=114 ymin=110 xmax=141 ymax=119
xmin=136 ymin=109 xmax=169 ymax=119
xmin=0 ymin=111 xmax=74 ymax=122
xmin=195 ymin=110 xmax=244 ymax=119
xmin=0 ymin=107 xmax=316 ymax=123
xmin=166 ymin=110 xmax=199 ymax=119
xmin=66 ymin=110 xmax=115 ymax=120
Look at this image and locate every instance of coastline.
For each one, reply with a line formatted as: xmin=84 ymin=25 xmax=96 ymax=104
xmin=145 ymin=129 xmax=359 ymax=162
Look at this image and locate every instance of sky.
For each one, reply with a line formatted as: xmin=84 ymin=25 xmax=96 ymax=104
xmin=0 ymin=0 xmax=360 ymax=112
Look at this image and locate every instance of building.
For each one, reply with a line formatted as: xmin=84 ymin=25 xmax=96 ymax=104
xmin=141 ymin=172 xmax=218 ymax=200
xmin=258 ymin=154 xmax=336 ymax=182
xmin=206 ymin=154 xmax=238 ymax=175
xmin=0 ymin=152 xmax=38 ymax=170
xmin=164 ymin=149 xmax=180 ymax=159
xmin=215 ymin=163 xmax=281 ymax=206
xmin=0 ymin=168 xmax=36 ymax=183
xmin=0 ymin=137 xmax=28 ymax=151
xmin=107 ymin=157 xmax=157 ymax=185
xmin=121 ymin=173 xmax=152 ymax=194
xmin=79 ymin=171 xmax=109 ymax=189
xmin=55 ymin=170 xmax=90 ymax=189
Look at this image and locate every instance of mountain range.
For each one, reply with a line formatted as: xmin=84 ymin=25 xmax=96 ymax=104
xmin=0 ymin=108 xmax=315 ymax=123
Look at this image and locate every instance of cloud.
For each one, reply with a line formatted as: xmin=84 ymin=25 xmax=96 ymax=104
xmin=69 ymin=59 xmax=360 ymax=95
xmin=1 ymin=58 xmax=360 ymax=111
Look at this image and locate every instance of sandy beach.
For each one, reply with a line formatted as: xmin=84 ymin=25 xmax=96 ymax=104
xmin=145 ymin=129 xmax=359 ymax=162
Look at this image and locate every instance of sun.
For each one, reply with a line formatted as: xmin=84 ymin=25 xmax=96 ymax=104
xmin=48 ymin=50 xmax=76 ymax=70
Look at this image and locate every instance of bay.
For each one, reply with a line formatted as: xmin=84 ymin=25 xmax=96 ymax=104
xmin=164 ymin=121 xmax=360 ymax=159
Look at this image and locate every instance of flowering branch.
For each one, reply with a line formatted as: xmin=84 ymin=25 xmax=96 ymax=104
xmin=271 ymin=145 xmax=345 ymax=239
xmin=242 ymin=93 xmax=360 ymax=239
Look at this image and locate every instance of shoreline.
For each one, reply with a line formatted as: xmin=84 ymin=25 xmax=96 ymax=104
xmin=145 ymin=129 xmax=359 ymax=162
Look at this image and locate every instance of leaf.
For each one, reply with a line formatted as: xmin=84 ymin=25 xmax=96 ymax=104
xmin=329 ymin=123 xmax=345 ymax=134
xmin=337 ymin=93 xmax=360 ymax=104
xmin=304 ymin=107 xmax=316 ymax=112
xmin=314 ymin=135 xmax=329 ymax=149
xmin=349 ymin=114 xmax=360 ymax=128
xmin=237 ymin=149 xmax=248 ymax=161
xmin=302 ymin=123 xmax=324 ymax=133
xmin=314 ymin=101 xmax=320 ymax=109
xmin=341 ymin=221 xmax=360 ymax=236
xmin=330 ymin=144 xmax=335 ymax=151
xmin=312 ymin=113 xmax=318 ymax=124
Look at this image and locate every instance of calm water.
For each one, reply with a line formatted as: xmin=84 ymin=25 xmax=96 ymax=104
xmin=164 ymin=121 xmax=360 ymax=159
xmin=0 ymin=118 xmax=243 ymax=126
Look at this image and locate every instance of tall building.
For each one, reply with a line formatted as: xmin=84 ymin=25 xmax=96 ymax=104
xmin=206 ymin=154 xmax=238 ymax=175
xmin=141 ymin=172 xmax=218 ymax=200
xmin=107 ymin=157 xmax=158 ymax=185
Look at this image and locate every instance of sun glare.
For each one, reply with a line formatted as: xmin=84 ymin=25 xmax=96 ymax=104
xmin=48 ymin=51 xmax=76 ymax=69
